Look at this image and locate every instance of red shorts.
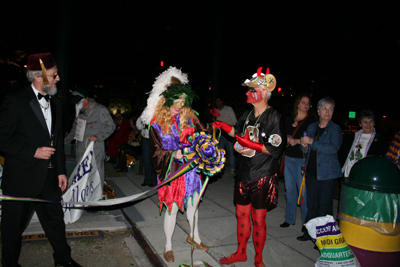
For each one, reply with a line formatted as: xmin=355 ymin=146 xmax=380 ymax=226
xmin=234 ymin=174 xmax=278 ymax=210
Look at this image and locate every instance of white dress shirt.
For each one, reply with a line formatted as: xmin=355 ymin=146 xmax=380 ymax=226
xmin=31 ymin=84 xmax=52 ymax=134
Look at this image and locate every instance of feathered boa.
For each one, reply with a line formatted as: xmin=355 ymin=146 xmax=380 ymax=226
xmin=138 ymin=66 xmax=189 ymax=127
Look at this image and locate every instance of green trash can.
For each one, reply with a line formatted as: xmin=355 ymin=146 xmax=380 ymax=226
xmin=339 ymin=156 xmax=400 ymax=267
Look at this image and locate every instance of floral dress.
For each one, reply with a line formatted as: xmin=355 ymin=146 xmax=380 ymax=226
xmin=150 ymin=114 xmax=205 ymax=213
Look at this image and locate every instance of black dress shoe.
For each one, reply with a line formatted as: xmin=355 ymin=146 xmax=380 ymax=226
xmin=86 ymin=206 xmax=100 ymax=213
xmin=113 ymin=165 xmax=122 ymax=170
xmin=297 ymin=233 xmax=311 ymax=241
xmin=141 ymin=182 xmax=148 ymax=186
xmin=280 ymin=222 xmax=291 ymax=228
xmin=116 ymin=166 xmax=128 ymax=173
xmin=2 ymin=258 xmax=22 ymax=267
xmin=54 ymin=259 xmax=83 ymax=267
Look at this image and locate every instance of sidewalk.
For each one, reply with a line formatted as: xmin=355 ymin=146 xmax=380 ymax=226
xmin=24 ymin=163 xmax=337 ymax=267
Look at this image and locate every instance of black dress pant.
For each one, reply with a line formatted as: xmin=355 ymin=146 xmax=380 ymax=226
xmin=141 ymin=137 xmax=157 ymax=185
xmin=1 ymin=169 xmax=71 ymax=267
xmin=120 ymin=143 xmax=141 ymax=158
xmin=305 ymin=174 xmax=338 ymax=223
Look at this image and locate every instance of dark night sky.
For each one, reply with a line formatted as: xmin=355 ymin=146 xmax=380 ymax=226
xmin=2 ymin=1 xmax=400 ymax=120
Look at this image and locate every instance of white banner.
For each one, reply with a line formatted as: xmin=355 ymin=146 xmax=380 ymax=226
xmin=62 ymin=141 xmax=102 ymax=224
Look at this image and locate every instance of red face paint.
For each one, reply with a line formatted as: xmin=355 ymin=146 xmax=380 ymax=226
xmin=246 ymin=87 xmax=263 ymax=103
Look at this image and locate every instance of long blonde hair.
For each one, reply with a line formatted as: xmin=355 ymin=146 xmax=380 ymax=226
xmin=153 ymin=97 xmax=196 ymax=136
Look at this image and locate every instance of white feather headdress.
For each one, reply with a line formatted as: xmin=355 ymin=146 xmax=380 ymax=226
xmin=137 ymin=66 xmax=189 ymax=127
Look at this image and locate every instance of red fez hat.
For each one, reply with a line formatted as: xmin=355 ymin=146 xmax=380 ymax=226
xmin=27 ymin=53 xmax=56 ymax=71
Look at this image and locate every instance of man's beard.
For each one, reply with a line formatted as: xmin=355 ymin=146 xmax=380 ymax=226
xmin=42 ymin=83 xmax=58 ymax=96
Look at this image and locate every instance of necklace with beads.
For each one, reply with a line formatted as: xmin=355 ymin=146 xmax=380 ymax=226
xmin=350 ymin=129 xmax=375 ymax=162
xmin=242 ymin=105 xmax=269 ymax=134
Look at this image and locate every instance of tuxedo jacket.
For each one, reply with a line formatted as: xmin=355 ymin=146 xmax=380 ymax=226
xmin=0 ymin=85 xmax=66 ymax=197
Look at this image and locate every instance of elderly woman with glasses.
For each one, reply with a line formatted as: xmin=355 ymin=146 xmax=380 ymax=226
xmin=297 ymin=97 xmax=343 ymax=242
xmin=342 ymin=110 xmax=387 ymax=177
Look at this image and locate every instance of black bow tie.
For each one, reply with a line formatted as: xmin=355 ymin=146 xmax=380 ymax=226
xmin=38 ymin=93 xmax=50 ymax=101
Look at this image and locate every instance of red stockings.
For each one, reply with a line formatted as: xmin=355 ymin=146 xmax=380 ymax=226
xmin=219 ymin=204 xmax=267 ymax=266
xmin=219 ymin=203 xmax=252 ymax=264
xmin=252 ymin=208 xmax=267 ymax=266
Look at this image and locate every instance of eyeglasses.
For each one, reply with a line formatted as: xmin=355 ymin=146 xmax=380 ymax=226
xmin=320 ymin=107 xmax=334 ymax=112
xmin=46 ymin=73 xmax=59 ymax=79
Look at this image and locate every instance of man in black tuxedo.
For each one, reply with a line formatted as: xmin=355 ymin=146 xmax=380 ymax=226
xmin=0 ymin=53 xmax=82 ymax=267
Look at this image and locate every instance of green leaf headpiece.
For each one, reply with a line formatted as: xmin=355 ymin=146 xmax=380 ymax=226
xmin=162 ymin=84 xmax=198 ymax=108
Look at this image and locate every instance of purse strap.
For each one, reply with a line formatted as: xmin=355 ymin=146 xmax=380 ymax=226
xmin=291 ymin=115 xmax=308 ymax=138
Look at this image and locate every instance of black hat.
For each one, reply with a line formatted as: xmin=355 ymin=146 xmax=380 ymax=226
xmin=70 ymin=89 xmax=90 ymax=104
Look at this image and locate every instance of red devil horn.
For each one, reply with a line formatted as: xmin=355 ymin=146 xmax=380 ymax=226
xmin=266 ymin=67 xmax=270 ymax=74
xmin=257 ymin=67 xmax=263 ymax=76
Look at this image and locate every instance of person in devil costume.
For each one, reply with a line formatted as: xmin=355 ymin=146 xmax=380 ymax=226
xmin=213 ymin=67 xmax=286 ymax=267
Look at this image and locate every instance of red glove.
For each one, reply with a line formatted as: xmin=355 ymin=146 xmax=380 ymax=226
xmin=212 ymin=121 xmax=233 ymax=134
xmin=235 ymin=130 xmax=264 ymax=153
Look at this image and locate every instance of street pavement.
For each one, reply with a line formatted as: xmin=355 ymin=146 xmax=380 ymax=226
xmin=24 ymin=163 xmax=337 ymax=267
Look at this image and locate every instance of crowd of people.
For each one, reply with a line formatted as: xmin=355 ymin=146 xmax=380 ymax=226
xmin=1 ymin=53 xmax=400 ymax=267
xmin=281 ymin=98 xmax=390 ymax=246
